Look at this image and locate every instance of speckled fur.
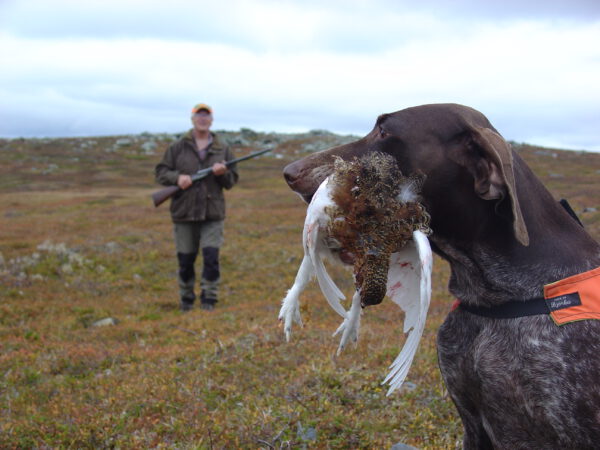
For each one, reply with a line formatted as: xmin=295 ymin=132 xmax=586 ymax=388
xmin=283 ymin=104 xmax=600 ymax=449
xmin=435 ymin=235 xmax=600 ymax=449
xmin=438 ymin=312 xmax=600 ymax=449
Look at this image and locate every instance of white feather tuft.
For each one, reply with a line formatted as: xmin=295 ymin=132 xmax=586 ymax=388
xmin=396 ymin=179 xmax=419 ymax=203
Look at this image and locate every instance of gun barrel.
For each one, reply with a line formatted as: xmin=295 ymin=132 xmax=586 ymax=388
xmin=190 ymin=167 xmax=214 ymax=183
xmin=226 ymin=148 xmax=271 ymax=165
xmin=152 ymin=148 xmax=271 ymax=208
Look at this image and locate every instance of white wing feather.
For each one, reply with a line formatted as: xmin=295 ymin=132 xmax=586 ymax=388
xmin=279 ymin=178 xmax=347 ymax=340
xmin=383 ymin=230 xmax=432 ymax=395
xmin=305 ymin=179 xmax=347 ymax=318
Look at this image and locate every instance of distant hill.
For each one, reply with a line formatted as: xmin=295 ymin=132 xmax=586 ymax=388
xmin=1 ymin=129 xmax=597 ymax=238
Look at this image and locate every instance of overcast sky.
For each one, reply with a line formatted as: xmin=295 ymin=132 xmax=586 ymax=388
xmin=1 ymin=0 xmax=599 ymax=151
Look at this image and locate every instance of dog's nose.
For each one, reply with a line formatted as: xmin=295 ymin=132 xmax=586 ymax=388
xmin=283 ymin=161 xmax=300 ymax=187
xmin=283 ymin=161 xmax=314 ymax=203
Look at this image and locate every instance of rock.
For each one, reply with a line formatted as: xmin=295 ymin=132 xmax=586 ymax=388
xmin=229 ymin=136 xmax=250 ymax=146
xmin=296 ymin=422 xmax=317 ymax=442
xmin=4 ymin=210 xmax=23 ymax=218
xmin=91 ymin=317 xmax=119 ymax=327
xmin=583 ymin=207 xmax=598 ymax=213
xmin=535 ymin=150 xmax=558 ymax=158
xmin=309 ymin=129 xmax=332 ymax=136
xmin=104 ymin=242 xmax=120 ymax=253
xmin=141 ymin=140 xmax=157 ymax=154
xmin=37 ymin=240 xmax=59 ymax=252
xmin=42 ymin=163 xmax=59 ymax=174
xmin=115 ymin=138 xmax=133 ymax=147
xmin=301 ymin=143 xmax=319 ymax=152
xmin=240 ymin=128 xmax=258 ymax=139
xmin=261 ymin=139 xmax=278 ymax=148
xmin=402 ymin=381 xmax=417 ymax=391
xmin=391 ymin=443 xmax=418 ymax=450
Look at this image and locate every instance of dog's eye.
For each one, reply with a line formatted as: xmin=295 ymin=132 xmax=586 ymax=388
xmin=379 ymin=127 xmax=389 ymax=138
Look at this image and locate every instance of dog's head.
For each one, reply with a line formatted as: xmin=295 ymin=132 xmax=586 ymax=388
xmin=284 ymin=103 xmax=529 ymax=246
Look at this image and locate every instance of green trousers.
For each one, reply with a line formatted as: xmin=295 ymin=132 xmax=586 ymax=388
xmin=174 ymin=220 xmax=224 ymax=305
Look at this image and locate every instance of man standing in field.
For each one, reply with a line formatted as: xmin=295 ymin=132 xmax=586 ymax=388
xmin=155 ymin=103 xmax=238 ymax=311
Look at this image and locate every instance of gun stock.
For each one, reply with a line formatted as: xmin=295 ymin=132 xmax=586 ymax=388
xmin=151 ymin=169 xmax=211 ymax=208
xmin=152 ymin=185 xmax=180 ymax=207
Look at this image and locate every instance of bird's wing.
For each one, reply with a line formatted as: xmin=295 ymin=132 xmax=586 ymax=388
xmin=279 ymin=178 xmax=348 ymax=342
xmin=305 ymin=178 xmax=347 ymax=318
xmin=383 ymin=230 xmax=432 ymax=395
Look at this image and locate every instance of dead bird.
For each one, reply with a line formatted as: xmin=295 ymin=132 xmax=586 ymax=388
xmin=326 ymin=153 xmax=431 ymax=307
xmin=279 ymin=152 xmax=433 ymax=394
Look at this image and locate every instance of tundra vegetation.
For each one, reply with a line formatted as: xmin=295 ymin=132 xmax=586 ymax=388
xmin=0 ymin=130 xmax=598 ymax=448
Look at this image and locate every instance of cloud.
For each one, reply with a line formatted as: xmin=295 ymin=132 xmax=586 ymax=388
xmin=0 ymin=0 xmax=599 ymax=151
xmin=3 ymin=0 xmax=599 ymax=49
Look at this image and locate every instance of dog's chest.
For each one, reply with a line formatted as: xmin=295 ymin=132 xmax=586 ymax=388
xmin=438 ymin=313 xmax=573 ymax=378
xmin=437 ymin=312 xmax=600 ymax=446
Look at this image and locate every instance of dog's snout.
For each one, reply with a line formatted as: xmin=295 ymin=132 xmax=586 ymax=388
xmin=283 ymin=168 xmax=296 ymax=186
xmin=283 ymin=162 xmax=300 ymax=187
xmin=283 ymin=161 xmax=315 ymax=203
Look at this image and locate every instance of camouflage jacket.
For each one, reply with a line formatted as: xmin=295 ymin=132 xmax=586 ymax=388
xmin=155 ymin=131 xmax=238 ymax=222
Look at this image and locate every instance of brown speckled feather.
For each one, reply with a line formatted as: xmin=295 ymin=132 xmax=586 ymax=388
xmin=325 ymin=153 xmax=431 ymax=306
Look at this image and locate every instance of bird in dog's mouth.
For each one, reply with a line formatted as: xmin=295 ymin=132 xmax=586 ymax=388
xmin=325 ymin=153 xmax=431 ymax=307
xmin=279 ymin=152 xmax=434 ymax=394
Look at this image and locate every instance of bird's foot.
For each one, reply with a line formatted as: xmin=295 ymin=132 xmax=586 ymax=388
xmin=279 ymin=296 xmax=303 ymax=341
xmin=333 ymin=291 xmax=361 ymax=354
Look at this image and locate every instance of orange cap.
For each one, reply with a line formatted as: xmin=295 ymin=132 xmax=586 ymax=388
xmin=191 ymin=103 xmax=212 ymax=114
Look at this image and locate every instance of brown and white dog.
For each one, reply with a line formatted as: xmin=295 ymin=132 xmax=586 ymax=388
xmin=283 ymin=103 xmax=600 ymax=449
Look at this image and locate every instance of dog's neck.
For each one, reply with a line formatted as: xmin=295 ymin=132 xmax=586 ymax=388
xmin=430 ymin=167 xmax=600 ymax=307
xmin=431 ymin=237 xmax=599 ymax=307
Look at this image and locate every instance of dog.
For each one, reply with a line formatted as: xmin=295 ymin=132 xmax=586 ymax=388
xmin=282 ymin=103 xmax=600 ymax=449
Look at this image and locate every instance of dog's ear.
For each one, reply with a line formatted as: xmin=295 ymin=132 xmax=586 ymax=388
xmin=449 ymin=126 xmax=529 ymax=246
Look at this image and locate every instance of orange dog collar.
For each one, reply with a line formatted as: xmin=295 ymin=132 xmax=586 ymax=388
xmin=454 ymin=266 xmax=600 ymax=325
xmin=544 ymin=266 xmax=600 ymax=325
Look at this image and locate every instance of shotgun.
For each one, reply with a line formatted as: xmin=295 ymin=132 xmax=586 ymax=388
xmin=152 ymin=148 xmax=271 ymax=207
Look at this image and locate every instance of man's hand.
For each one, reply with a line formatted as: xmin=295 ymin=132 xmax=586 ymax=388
xmin=177 ymin=174 xmax=193 ymax=190
xmin=212 ymin=161 xmax=228 ymax=176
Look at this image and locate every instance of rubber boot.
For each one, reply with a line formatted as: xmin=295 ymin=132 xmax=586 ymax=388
xmin=177 ymin=251 xmax=197 ymax=311
xmin=200 ymin=247 xmax=220 ymax=310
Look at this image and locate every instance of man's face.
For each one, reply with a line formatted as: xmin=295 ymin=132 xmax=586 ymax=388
xmin=192 ymin=111 xmax=213 ymax=132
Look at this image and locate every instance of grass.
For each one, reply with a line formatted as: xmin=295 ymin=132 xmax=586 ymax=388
xmin=0 ymin=134 xmax=598 ymax=448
